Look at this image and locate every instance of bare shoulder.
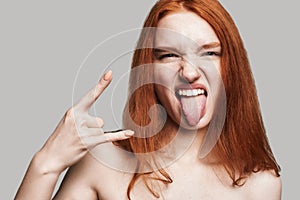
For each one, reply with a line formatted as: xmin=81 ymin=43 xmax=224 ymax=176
xmin=54 ymin=143 xmax=135 ymax=199
xmin=53 ymin=151 xmax=112 ymax=199
xmin=245 ymin=170 xmax=282 ymax=200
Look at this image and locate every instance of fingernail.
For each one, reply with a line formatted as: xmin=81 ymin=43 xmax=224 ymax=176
xmin=125 ymin=130 xmax=134 ymax=137
xmin=103 ymin=70 xmax=112 ymax=81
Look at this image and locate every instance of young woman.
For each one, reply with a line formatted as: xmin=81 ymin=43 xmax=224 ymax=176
xmin=15 ymin=0 xmax=281 ymax=199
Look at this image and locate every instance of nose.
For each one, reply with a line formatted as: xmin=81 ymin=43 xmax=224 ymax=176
xmin=179 ymin=60 xmax=201 ymax=83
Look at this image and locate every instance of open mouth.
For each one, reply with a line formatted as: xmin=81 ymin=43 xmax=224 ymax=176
xmin=175 ymin=83 xmax=208 ymax=99
xmin=175 ymin=84 xmax=208 ymax=126
xmin=176 ymin=88 xmax=207 ymax=98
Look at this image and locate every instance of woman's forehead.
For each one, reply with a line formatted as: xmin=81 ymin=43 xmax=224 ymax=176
xmin=155 ymin=11 xmax=220 ymax=50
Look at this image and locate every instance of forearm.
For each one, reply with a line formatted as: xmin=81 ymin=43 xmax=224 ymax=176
xmin=14 ymin=152 xmax=60 ymax=200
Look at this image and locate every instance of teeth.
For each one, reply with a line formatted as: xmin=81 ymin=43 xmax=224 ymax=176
xmin=177 ymin=89 xmax=205 ymax=97
xmin=192 ymin=89 xmax=198 ymax=96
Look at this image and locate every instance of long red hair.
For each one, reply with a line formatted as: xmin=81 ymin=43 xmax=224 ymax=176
xmin=116 ymin=0 xmax=280 ymax=198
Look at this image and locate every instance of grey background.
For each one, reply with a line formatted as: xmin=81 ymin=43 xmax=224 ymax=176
xmin=0 ymin=0 xmax=298 ymax=199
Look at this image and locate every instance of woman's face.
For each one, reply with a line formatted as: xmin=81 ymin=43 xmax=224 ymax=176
xmin=153 ymin=11 xmax=222 ymax=130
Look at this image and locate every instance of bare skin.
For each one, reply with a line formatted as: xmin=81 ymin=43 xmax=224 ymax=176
xmin=15 ymin=70 xmax=281 ymax=199
xmin=52 ymin=131 xmax=281 ymax=200
xmin=53 ymin=11 xmax=282 ymax=199
xmin=15 ymin=11 xmax=282 ymax=200
xmin=14 ymin=71 xmax=134 ymax=200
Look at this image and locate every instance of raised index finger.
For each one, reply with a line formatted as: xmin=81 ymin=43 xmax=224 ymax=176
xmin=75 ymin=70 xmax=112 ymax=112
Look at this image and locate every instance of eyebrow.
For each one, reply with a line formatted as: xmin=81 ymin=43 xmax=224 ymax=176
xmin=154 ymin=42 xmax=221 ymax=54
xmin=153 ymin=47 xmax=181 ymax=53
xmin=201 ymin=42 xmax=221 ymax=50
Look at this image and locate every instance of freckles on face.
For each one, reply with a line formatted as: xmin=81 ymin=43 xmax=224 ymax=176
xmin=153 ymin=11 xmax=222 ymax=129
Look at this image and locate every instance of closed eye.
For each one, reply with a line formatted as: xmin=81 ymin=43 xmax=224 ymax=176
xmin=201 ymin=51 xmax=221 ymax=57
xmin=153 ymin=47 xmax=182 ymax=62
xmin=158 ymin=53 xmax=179 ymax=60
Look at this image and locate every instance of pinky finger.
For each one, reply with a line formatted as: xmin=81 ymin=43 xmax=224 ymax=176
xmin=82 ymin=130 xmax=134 ymax=148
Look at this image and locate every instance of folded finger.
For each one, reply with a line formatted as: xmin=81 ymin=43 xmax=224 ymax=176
xmin=84 ymin=117 xmax=104 ymax=128
xmin=85 ymin=128 xmax=104 ymax=136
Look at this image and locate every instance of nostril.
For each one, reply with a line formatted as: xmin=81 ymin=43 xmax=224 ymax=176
xmin=179 ymin=62 xmax=200 ymax=82
xmin=181 ymin=70 xmax=201 ymax=83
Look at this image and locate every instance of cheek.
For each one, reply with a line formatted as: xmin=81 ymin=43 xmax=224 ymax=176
xmin=153 ymin=64 xmax=178 ymax=88
xmin=153 ymin=66 xmax=178 ymax=104
xmin=200 ymin=60 xmax=221 ymax=82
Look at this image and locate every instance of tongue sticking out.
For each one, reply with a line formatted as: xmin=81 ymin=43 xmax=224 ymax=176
xmin=180 ymin=95 xmax=206 ymax=126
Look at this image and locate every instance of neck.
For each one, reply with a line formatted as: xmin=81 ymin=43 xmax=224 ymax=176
xmin=158 ymin=118 xmax=216 ymax=166
xmin=176 ymin=127 xmax=208 ymax=164
xmin=161 ymin=119 xmax=209 ymax=163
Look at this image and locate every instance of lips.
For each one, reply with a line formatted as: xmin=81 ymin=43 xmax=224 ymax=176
xmin=175 ymin=84 xmax=208 ymax=126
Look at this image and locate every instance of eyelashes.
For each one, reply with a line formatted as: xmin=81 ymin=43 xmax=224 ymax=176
xmin=157 ymin=53 xmax=180 ymax=60
xmin=155 ymin=51 xmax=222 ymax=61
xmin=202 ymin=51 xmax=222 ymax=57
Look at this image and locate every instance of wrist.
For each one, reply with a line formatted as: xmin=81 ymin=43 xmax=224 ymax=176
xmin=32 ymin=151 xmax=62 ymax=177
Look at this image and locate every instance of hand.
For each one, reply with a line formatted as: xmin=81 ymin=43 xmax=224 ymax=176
xmin=36 ymin=70 xmax=134 ymax=175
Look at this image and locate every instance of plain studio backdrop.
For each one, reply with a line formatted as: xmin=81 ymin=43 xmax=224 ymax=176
xmin=0 ymin=0 xmax=299 ymax=199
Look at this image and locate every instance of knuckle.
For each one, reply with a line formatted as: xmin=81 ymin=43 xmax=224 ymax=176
xmin=96 ymin=82 xmax=104 ymax=91
xmin=96 ymin=118 xmax=104 ymax=127
xmin=64 ymin=108 xmax=82 ymax=127
xmin=65 ymin=108 xmax=75 ymax=118
xmin=88 ymin=88 xmax=98 ymax=102
xmin=64 ymin=109 xmax=75 ymax=123
xmin=77 ymin=119 xmax=87 ymax=127
xmin=65 ymin=108 xmax=85 ymax=126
